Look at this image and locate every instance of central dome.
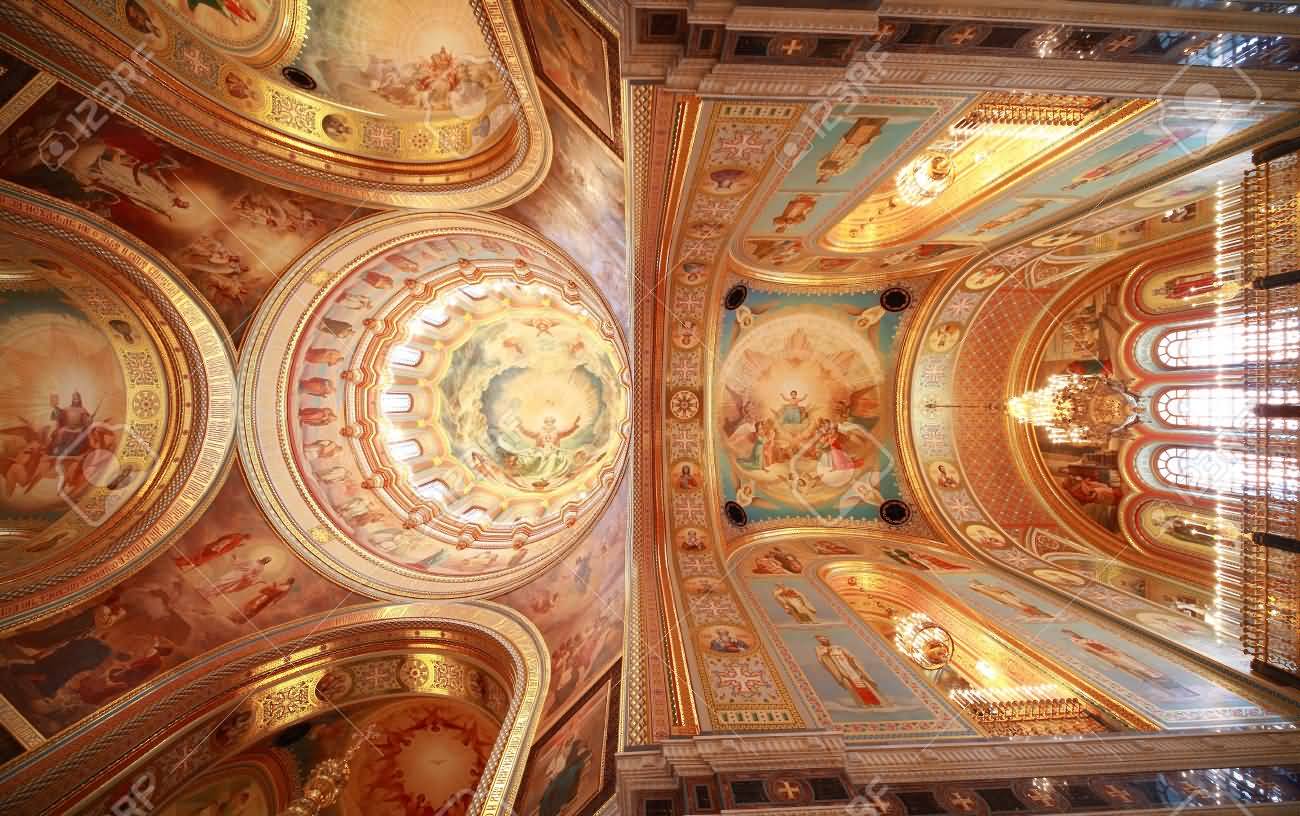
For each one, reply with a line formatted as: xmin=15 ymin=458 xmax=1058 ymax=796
xmin=239 ymin=212 xmax=630 ymax=599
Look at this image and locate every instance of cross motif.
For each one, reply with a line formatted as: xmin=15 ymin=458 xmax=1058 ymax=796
xmin=691 ymin=594 xmax=735 ymax=620
xmin=778 ymin=38 xmax=803 ymax=56
xmin=669 ymin=350 xmax=701 ymax=386
xmin=681 ymin=237 xmax=717 ymax=261
xmin=1103 ymin=784 xmax=1135 ymax=803
xmin=673 ymin=492 xmax=705 ymax=524
xmin=674 ymin=286 xmax=705 ymax=314
xmin=715 ymin=662 xmax=767 ymax=695
xmin=775 ymin=781 xmax=802 ymax=800
xmin=670 ymin=422 xmax=701 ymax=459
xmin=941 ymin=292 xmax=982 ymax=320
xmin=948 ymin=791 xmax=978 ymax=812
xmin=716 ymin=129 xmax=771 ymax=163
xmin=367 ymin=125 xmax=399 ymax=150
xmin=948 ymin=26 xmax=980 ymax=46
xmin=179 ymin=45 xmax=210 ymax=76
xmin=695 ymin=196 xmax=741 ymax=220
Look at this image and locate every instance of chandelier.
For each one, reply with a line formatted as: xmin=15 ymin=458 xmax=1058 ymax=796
xmin=893 ymin=612 xmax=954 ymax=669
xmin=281 ymin=725 xmax=378 ymax=816
xmin=894 ymin=153 xmax=954 ymax=207
xmin=1007 ymin=373 xmax=1139 ymax=446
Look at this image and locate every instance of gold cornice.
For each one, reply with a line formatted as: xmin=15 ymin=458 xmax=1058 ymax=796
xmin=0 ymin=696 xmax=43 ymax=752
xmin=656 ymin=92 xmax=703 ymax=737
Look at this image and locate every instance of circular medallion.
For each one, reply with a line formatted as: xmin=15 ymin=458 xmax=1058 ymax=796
xmin=239 ymin=212 xmax=631 ymax=600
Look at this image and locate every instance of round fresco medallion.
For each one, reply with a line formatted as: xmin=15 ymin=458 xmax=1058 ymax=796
xmin=927 ymin=460 xmax=961 ymax=490
xmin=927 ymin=321 xmax=962 ymax=353
xmin=672 ymin=317 xmax=701 ymax=349
xmin=698 ymin=624 xmax=756 ymax=655
xmin=239 ymin=212 xmax=631 ymax=600
xmin=964 ymin=523 xmax=1009 ymax=549
xmin=675 ymin=527 xmax=707 ymax=551
xmin=687 ymin=221 xmax=725 ymax=240
xmin=0 ymin=188 xmax=234 ymax=628
xmin=677 ymin=261 xmax=708 ymax=286
xmin=963 ymin=265 xmax=1008 ymax=291
xmin=683 ymin=577 xmax=719 ymax=595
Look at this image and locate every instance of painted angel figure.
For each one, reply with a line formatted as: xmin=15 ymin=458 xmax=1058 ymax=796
xmin=200 ymin=555 xmax=272 ymax=598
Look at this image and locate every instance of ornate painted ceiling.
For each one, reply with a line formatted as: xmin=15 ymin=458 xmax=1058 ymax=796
xmin=3 ymin=3 xmax=1300 ymax=815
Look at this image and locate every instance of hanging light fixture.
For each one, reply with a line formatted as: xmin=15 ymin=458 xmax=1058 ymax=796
xmin=894 ymin=153 xmax=955 ymax=207
xmin=893 ymin=612 xmax=954 ymax=669
xmin=281 ymin=725 xmax=378 ymax=816
xmin=1006 ymin=373 xmax=1139 ymax=446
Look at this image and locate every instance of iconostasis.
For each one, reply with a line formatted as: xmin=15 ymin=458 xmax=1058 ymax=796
xmin=632 ymin=86 xmax=1300 ymax=745
xmin=0 ymin=0 xmax=630 ymax=807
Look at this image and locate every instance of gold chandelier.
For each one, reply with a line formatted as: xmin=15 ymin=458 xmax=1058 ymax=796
xmin=894 ymin=153 xmax=954 ymax=207
xmin=893 ymin=612 xmax=954 ymax=669
xmin=1007 ymin=373 xmax=1138 ymax=446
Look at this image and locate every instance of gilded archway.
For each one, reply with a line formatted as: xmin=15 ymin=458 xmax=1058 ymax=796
xmin=0 ymin=0 xmax=553 ymax=209
xmin=0 ymin=182 xmax=235 ymax=631
xmin=0 ymin=601 xmax=547 ymax=816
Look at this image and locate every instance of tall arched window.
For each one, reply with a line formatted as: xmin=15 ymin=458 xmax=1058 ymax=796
xmin=1156 ymin=319 xmax=1300 ymax=369
xmin=381 ymin=392 xmax=413 ymax=414
xmin=1155 ymin=386 xmax=1300 ymax=430
xmin=1155 ymin=445 xmax=1243 ymax=494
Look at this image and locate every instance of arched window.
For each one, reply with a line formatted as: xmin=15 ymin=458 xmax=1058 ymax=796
xmin=390 ymin=345 xmax=423 ymax=367
xmin=1156 ymin=319 xmax=1300 ymax=369
xmin=388 ymin=439 xmax=422 ymax=461
xmin=1156 ymin=386 xmax=1300 ymax=430
xmin=1155 ymin=446 xmax=1243 ymax=494
xmin=381 ymin=392 xmax=413 ymax=414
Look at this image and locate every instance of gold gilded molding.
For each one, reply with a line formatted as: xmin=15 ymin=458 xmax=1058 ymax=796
xmin=0 ymin=182 xmax=236 ymax=632
xmin=0 ymin=696 xmax=43 ymax=751
xmin=0 ymin=70 xmax=56 ymax=137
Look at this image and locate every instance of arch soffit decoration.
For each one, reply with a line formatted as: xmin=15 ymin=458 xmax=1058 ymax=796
xmin=0 ymin=0 xmax=553 ymax=209
xmin=887 ymin=152 xmax=1290 ymax=679
xmin=0 ymin=181 xmax=235 ymax=632
xmin=0 ymin=600 xmax=548 ymax=816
